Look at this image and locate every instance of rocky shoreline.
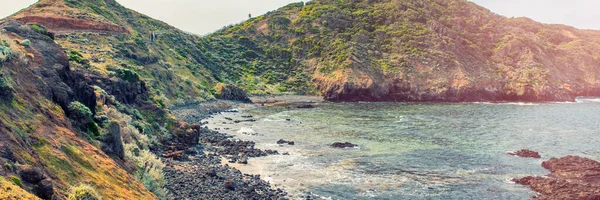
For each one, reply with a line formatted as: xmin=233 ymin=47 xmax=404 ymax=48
xmin=161 ymin=101 xmax=285 ymax=199
xmin=513 ymin=155 xmax=600 ymax=200
xmin=165 ymin=97 xmax=600 ymax=199
xmin=162 ymin=96 xmax=324 ymax=199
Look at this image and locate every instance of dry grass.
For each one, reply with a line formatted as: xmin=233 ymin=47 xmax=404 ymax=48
xmin=0 ymin=176 xmax=41 ymax=200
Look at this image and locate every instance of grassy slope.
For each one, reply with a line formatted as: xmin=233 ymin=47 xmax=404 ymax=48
xmin=0 ymin=24 xmax=156 ymax=198
xmin=211 ymin=0 xmax=600 ymax=101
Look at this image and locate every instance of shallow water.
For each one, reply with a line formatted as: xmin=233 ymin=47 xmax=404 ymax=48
xmin=207 ymin=101 xmax=600 ymax=199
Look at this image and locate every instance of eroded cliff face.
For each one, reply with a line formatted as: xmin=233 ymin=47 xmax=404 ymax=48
xmin=212 ymin=0 xmax=600 ymax=102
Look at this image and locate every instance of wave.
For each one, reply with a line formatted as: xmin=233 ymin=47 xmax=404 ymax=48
xmin=470 ymin=102 xmax=539 ymax=106
xmin=575 ymin=97 xmax=600 ymax=103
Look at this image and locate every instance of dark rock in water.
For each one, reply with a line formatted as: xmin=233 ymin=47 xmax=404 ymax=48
xmin=286 ymin=119 xmax=291 ymax=121
xmin=34 ymin=178 xmax=54 ymax=199
xmin=508 ymin=149 xmax=541 ymax=158
xmin=224 ymin=117 xmax=233 ymax=121
xmin=277 ymin=139 xmax=295 ymax=145
xmin=19 ymin=165 xmax=44 ymax=183
xmin=331 ymin=142 xmax=358 ymax=148
xmin=234 ymin=119 xmax=256 ymax=123
xmin=296 ymin=104 xmax=315 ymax=109
xmin=513 ymin=155 xmax=600 ymax=200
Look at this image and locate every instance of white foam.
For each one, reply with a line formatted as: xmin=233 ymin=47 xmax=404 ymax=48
xmin=575 ymin=97 xmax=600 ymax=103
xmin=237 ymin=127 xmax=256 ymax=135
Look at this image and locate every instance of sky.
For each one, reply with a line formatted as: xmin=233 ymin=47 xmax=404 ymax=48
xmin=1 ymin=0 xmax=600 ymax=35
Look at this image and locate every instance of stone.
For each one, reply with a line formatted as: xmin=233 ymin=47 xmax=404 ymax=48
xmin=514 ymin=156 xmax=600 ymax=200
xmin=101 ymin=122 xmax=125 ymax=159
xmin=19 ymin=165 xmax=44 ymax=183
xmin=507 ymin=149 xmax=541 ymax=158
xmin=277 ymin=139 xmax=294 ymax=145
xmin=34 ymin=178 xmax=54 ymax=199
xmin=296 ymin=104 xmax=315 ymax=109
xmin=331 ymin=142 xmax=358 ymax=148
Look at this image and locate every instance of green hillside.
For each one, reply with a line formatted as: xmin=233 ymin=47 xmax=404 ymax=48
xmin=211 ymin=0 xmax=600 ymax=101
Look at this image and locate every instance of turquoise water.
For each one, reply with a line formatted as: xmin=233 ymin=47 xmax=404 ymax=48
xmin=238 ymin=101 xmax=600 ymax=199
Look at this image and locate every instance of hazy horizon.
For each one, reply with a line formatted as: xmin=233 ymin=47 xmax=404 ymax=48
xmin=1 ymin=0 xmax=599 ymax=35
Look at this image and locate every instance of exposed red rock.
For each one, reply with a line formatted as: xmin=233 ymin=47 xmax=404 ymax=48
xmin=15 ymin=16 xmax=128 ymax=34
xmin=507 ymin=149 xmax=541 ymax=158
xmin=513 ymin=156 xmax=600 ymax=200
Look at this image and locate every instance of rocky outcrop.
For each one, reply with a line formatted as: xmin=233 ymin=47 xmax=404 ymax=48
xmin=507 ymin=149 xmax=541 ymax=159
xmin=214 ymin=84 xmax=252 ymax=103
xmin=18 ymin=165 xmax=55 ymax=199
xmin=513 ymin=156 xmax=600 ymax=199
xmin=101 ymin=122 xmax=125 ymax=159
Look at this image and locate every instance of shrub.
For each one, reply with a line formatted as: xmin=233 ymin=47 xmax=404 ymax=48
xmin=19 ymin=39 xmax=31 ymax=48
xmin=68 ymin=101 xmax=93 ymax=122
xmin=125 ymin=144 xmax=167 ymax=198
xmin=68 ymin=184 xmax=101 ymax=200
xmin=0 ymin=72 xmax=14 ymax=101
xmin=9 ymin=176 xmax=22 ymax=188
xmin=68 ymin=101 xmax=99 ymax=136
xmin=68 ymin=50 xmax=85 ymax=64
xmin=0 ymin=45 xmax=11 ymax=63
xmin=116 ymin=68 xmax=140 ymax=82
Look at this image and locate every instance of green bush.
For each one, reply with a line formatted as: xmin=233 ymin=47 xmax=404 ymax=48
xmin=19 ymin=39 xmax=31 ymax=48
xmin=68 ymin=101 xmax=93 ymax=121
xmin=0 ymin=45 xmax=11 ymax=63
xmin=9 ymin=176 xmax=22 ymax=188
xmin=68 ymin=102 xmax=99 ymax=136
xmin=68 ymin=50 xmax=85 ymax=64
xmin=116 ymin=68 xmax=140 ymax=82
xmin=0 ymin=72 xmax=14 ymax=101
xmin=68 ymin=184 xmax=101 ymax=200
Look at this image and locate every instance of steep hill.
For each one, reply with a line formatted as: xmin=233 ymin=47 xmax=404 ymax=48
xmin=0 ymin=0 xmax=273 ymax=199
xmin=211 ymin=0 xmax=600 ymax=101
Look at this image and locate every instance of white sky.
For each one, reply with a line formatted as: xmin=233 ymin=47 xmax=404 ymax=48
xmin=1 ymin=0 xmax=599 ymax=35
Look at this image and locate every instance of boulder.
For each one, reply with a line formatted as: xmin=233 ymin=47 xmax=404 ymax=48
xmin=213 ymin=84 xmax=251 ymax=103
xmin=18 ymin=165 xmax=44 ymax=184
xmin=296 ymin=104 xmax=315 ymax=109
xmin=513 ymin=156 xmax=600 ymax=200
xmin=101 ymin=122 xmax=125 ymax=159
xmin=277 ymin=139 xmax=295 ymax=145
xmin=34 ymin=178 xmax=54 ymax=199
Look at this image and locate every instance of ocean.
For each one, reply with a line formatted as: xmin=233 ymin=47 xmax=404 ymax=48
xmin=206 ymin=100 xmax=600 ymax=199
